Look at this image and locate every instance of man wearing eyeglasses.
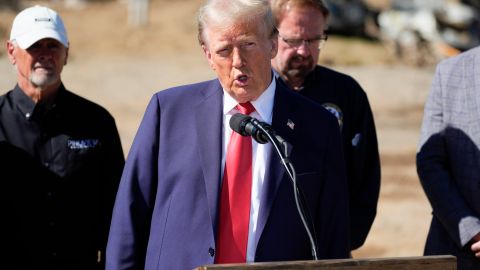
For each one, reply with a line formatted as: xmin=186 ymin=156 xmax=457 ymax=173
xmin=270 ymin=0 xmax=381 ymax=252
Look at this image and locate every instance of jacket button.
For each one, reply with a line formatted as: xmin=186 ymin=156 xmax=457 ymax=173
xmin=208 ymin=247 xmax=215 ymax=257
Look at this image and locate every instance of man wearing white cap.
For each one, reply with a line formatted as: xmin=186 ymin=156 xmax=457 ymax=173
xmin=0 ymin=6 xmax=125 ymax=269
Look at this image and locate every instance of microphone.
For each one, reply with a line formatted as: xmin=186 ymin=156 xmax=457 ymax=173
xmin=229 ymin=113 xmax=270 ymax=144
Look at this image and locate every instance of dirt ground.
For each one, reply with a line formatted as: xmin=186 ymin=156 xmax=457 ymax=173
xmin=0 ymin=0 xmax=438 ymax=260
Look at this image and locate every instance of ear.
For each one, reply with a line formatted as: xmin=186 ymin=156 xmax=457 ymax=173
xmin=64 ymin=45 xmax=69 ymax=66
xmin=270 ymin=36 xmax=278 ymax=59
xmin=6 ymin=41 xmax=16 ymax=65
xmin=202 ymin=44 xmax=216 ymax=71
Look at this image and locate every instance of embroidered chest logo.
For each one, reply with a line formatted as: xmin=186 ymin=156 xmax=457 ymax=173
xmin=67 ymin=139 xmax=100 ymax=149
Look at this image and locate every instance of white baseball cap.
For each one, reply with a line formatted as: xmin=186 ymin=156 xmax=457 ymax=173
xmin=10 ymin=5 xmax=69 ymax=49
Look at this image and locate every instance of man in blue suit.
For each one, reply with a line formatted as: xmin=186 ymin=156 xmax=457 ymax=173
xmin=106 ymin=0 xmax=350 ymax=269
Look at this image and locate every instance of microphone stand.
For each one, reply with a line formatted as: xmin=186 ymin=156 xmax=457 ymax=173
xmin=255 ymin=123 xmax=319 ymax=260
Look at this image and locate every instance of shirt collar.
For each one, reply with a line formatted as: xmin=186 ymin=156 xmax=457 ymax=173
xmin=12 ymin=84 xmax=36 ymax=119
xmin=223 ymin=74 xmax=276 ymax=124
xmin=12 ymin=84 xmax=64 ymax=120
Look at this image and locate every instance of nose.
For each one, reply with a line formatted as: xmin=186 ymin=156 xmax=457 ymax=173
xmin=38 ymin=50 xmax=53 ymax=61
xmin=232 ymin=47 xmax=245 ymax=68
xmin=295 ymin=42 xmax=311 ymax=57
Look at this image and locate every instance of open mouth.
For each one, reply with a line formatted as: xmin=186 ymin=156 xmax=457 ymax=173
xmin=236 ymin=74 xmax=248 ymax=83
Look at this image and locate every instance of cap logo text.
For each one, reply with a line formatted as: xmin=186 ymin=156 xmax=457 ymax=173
xmin=35 ymin=18 xmax=52 ymax=22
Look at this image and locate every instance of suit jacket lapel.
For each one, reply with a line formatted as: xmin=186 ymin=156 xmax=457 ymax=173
xmin=254 ymin=81 xmax=294 ymax=249
xmin=195 ymin=80 xmax=224 ymax=231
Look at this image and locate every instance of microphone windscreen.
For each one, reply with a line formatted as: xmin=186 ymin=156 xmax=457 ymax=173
xmin=229 ymin=113 xmax=250 ymax=135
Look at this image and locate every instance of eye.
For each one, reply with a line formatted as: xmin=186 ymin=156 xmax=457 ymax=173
xmin=285 ymin=38 xmax=302 ymax=47
xmin=48 ymin=43 xmax=61 ymax=51
xmin=242 ymin=42 xmax=255 ymax=49
xmin=216 ymin=47 xmax=231 ymax=57
xmin=27 ymin=42 xmax=41 ymax=52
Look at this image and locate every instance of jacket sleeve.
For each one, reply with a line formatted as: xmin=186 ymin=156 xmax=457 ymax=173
xmin=348 ymin=86 xmax=381 ymax=250
xmin=416 ymin=63 xmax=480 ymax=248
xmin=106 ymin=95 xmax=161 ymax=269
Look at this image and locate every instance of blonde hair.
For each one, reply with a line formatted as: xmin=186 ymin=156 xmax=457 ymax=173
xmin=197 ymin=0 xmax=276 ymax=45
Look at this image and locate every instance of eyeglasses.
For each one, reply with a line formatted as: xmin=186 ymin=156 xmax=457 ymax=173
xmin=279 ymin=34 xmax=328 ymax=50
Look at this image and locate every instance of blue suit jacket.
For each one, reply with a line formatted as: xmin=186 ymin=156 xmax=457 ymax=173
xmin=106 ymin=79 xmax=350 ymax=269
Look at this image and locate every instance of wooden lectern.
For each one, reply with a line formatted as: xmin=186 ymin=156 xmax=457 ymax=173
xmin=195 ymin=255 xmax=456 ymax=270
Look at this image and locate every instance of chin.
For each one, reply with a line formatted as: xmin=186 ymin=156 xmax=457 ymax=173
xmin=31 ymin=76 xmax=58 ymax=89
xmin=233 ymin=90 xmax=254 ymax=103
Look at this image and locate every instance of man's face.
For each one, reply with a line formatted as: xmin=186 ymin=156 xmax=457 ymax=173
xmin=271 ymin=7 xmax=327 ymax=89
xmin=202 ymin=18 xmax=278 ymax=103
xmin=7 ymin=38 xmax=68 ymax=90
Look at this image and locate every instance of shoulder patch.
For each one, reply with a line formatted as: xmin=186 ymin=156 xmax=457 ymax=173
xmin=322 ymin=103 xmax=343 ymax=130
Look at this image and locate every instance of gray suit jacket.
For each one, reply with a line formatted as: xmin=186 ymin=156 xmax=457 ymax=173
xmin=417 ymin=46 xmax=480 ymax=269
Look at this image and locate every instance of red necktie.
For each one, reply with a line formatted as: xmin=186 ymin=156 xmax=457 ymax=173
xmin=216 ymin=102 xmax=255 ymax=263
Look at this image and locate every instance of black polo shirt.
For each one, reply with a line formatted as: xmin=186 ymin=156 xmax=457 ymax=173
xmin=0 ymin=84 xmax=125 ymax=269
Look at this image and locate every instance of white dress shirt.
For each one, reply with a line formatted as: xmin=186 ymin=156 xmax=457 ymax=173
xmin=222 ymin=77 xmax=276 ymax=262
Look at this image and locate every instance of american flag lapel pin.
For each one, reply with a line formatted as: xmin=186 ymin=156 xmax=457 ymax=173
xmin=287 ymin=119 xmax=295 ymax=130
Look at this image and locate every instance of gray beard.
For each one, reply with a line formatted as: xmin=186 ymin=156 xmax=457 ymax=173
xmin=30 ymin=72 xmax=57 ymax=89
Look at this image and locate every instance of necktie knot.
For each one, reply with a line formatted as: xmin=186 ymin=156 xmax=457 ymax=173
xmin=236 ymin=102 xmax=255 ymax=115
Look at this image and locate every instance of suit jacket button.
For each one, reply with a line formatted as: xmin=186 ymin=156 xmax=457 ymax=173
xmin=208 ymin=247 xmax=215 ymax=257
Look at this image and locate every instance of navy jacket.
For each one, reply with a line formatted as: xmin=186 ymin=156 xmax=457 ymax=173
xmin=106 ymin=79 xmax=350 ymax=269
